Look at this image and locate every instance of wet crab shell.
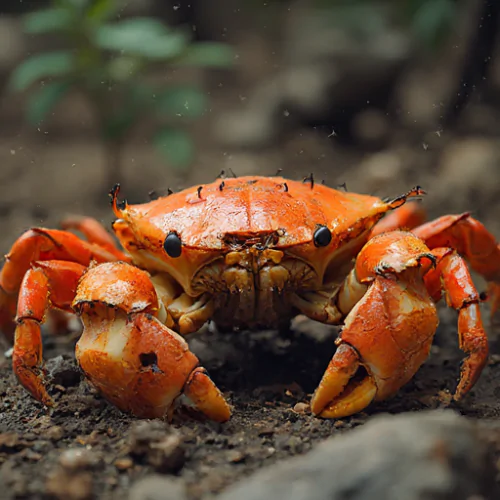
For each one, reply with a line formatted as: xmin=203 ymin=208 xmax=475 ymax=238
xmin=111 ymin=176 xmax=394 ymax=293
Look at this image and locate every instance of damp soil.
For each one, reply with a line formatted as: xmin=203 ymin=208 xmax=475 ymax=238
xmin=1 ymin=308 xmax=500 ymax=500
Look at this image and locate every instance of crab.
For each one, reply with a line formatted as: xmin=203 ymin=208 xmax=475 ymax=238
xmin=0 ymin=176 xmax=497 ymax=421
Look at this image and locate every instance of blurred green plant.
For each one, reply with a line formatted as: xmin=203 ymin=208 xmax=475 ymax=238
xmin=9 ymin=0 xmax=234 ymax=187
xmin=405 ymin=0 xmax=457 ymax=49
xmin=248 ymin=0 xmax=458 ymax=50
xmin=313 ymin=0 xmax=457 ymax=49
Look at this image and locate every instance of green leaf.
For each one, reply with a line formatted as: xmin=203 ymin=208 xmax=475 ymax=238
xmin=107 ymin=56 xmax=142 ymax=81
xmin=9 ymin=51 xmax=76 ymax=91
xmin=175 ymin=42 xmax=234 ymax=68
xmin=154 ymin=128 xmax=194 ymax=169
xmin=86 ymin=0 xmax=118 ymax=23
xmin=23 ymin=8 xmax=72 ymax=34
xmin=94 ymin=18 xmax=188 ymax=59
xmin=412 ymin=0 xmax=455 ymax=48
xmin=156 ymin=87 xmax=207 ymax=118
xmin=26 ymin=80 xmax=72 ymax=125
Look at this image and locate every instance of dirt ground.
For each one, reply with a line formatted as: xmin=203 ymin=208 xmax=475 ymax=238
xmin=2 ymin=37 xmax=500 ymax=499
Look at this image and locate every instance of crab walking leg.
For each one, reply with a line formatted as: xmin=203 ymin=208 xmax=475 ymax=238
xmin=74 ymin=262 xmax=230 ymax=420
xmin=412 ymin=213 xmax=500 ymax=317
xmin=423 ymin=247 xmax=489 ymax=399
xmin=369 ymin=201 xmax=427 ymax=238
xmin=1 ymin=229 xmax=122 ymax=295
xmin=12 ymin=261 xmax=87 ymax=405
xmin=290 ymin=260 xmax=369 ymax=324
xmin=311 ymin=231 xmax=439 ymax=418
xmin=61 ymin=215 xmax=129 ymax=260
xmin=0 ymin=228 xmax=122 ymax=337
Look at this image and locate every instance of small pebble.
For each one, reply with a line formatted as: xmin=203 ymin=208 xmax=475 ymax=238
xmin=59 ymin=448 xmax=99 ymax=471
xmin=293 ymin=402 xmax=308 ymax=414
xmin=76 ymin=430 xmax=100 ymax=446
xmin=228 ymin=450 xmax=246 ymax=463
xmin=47 ymin=426 xmax=65 ymax=442
xmin=115 ymin=457 xmax=134 ymax=471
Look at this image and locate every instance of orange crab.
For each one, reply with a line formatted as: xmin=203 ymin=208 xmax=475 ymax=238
xmin=0 ymin=176 xmax=497 ymax=420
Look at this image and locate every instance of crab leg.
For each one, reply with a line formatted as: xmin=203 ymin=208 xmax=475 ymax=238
xmin=0 ymin=228 xmax=122 ymax=338
xmin=412 ymin=213 xmax=500 ymax=317
xmin=423 ymin=247 xmax=489 ymax=399
xmin=61 ymin=215 xmax=127 ymax=259
xmin=74 ymin=262 xmax=230 ymax=420
xmin=1 ymin=229 xmax=121 ymax=295
xmin=370 ymin=201 xmax=427 ymax=237
xmin=13 ymin=260 xmax=87 ymax=405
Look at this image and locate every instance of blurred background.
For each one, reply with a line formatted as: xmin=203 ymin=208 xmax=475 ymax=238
xmin=1 ymin=0 xmax=500 ymax=255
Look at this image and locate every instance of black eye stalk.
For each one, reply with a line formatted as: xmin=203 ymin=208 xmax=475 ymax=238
xmin=164 ymin=232 xmax=182 ymax=258
xmin=314 ymin=225 xmax=332 ymax=247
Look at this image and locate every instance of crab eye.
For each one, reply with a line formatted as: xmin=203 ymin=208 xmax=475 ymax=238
xmin=164 ymin=232 xmax=182 ymax=258
xmin=314 ymin=226 xmax=332 ymax=247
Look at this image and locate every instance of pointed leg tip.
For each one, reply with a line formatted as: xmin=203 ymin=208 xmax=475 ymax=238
xmin=16 ymin=375 xmax=53 ymax=408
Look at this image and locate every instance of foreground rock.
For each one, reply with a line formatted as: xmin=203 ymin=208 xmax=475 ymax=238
xmin=216 ymin=410 xmax=497 ymax=500
xmin=129 ymin=476 xmax=187 ymax=500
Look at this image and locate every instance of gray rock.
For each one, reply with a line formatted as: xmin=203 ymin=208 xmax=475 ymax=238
xmin=128 ymin=476 xmax=186 ymax=500
xmin=216 ymin=410 xmax=496 ymax=500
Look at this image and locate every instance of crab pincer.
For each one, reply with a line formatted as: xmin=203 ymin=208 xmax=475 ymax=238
xmin=310 ymin=230 xmax=488 ymax=418
xmin=73 ymin=262 xmax=231 ymax=421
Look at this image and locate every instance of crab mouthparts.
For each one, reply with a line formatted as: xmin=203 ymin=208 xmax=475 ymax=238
xmin=192 ymin=249 xmax=317 ymax=329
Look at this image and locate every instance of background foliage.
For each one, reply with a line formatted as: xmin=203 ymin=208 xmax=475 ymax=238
xmin=9 ymin=0 xmax=234 ymax=183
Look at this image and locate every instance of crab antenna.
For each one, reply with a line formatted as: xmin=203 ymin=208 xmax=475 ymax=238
xmin=109 ymin=184 xmax=127 ymax=217
xmin=384 ymin=186 xmax=426 ymax=210
xmin=303 ymin=173 xmax=315 ymax=189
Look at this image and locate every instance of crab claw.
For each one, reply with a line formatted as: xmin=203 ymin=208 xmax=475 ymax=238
xmin=310 ymin=343 xmax=377 ymax=418
xmin=73 ymin=262 xmax=231 ymax=421
xmin=311 ymin=249 xmax=439 ymax=418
